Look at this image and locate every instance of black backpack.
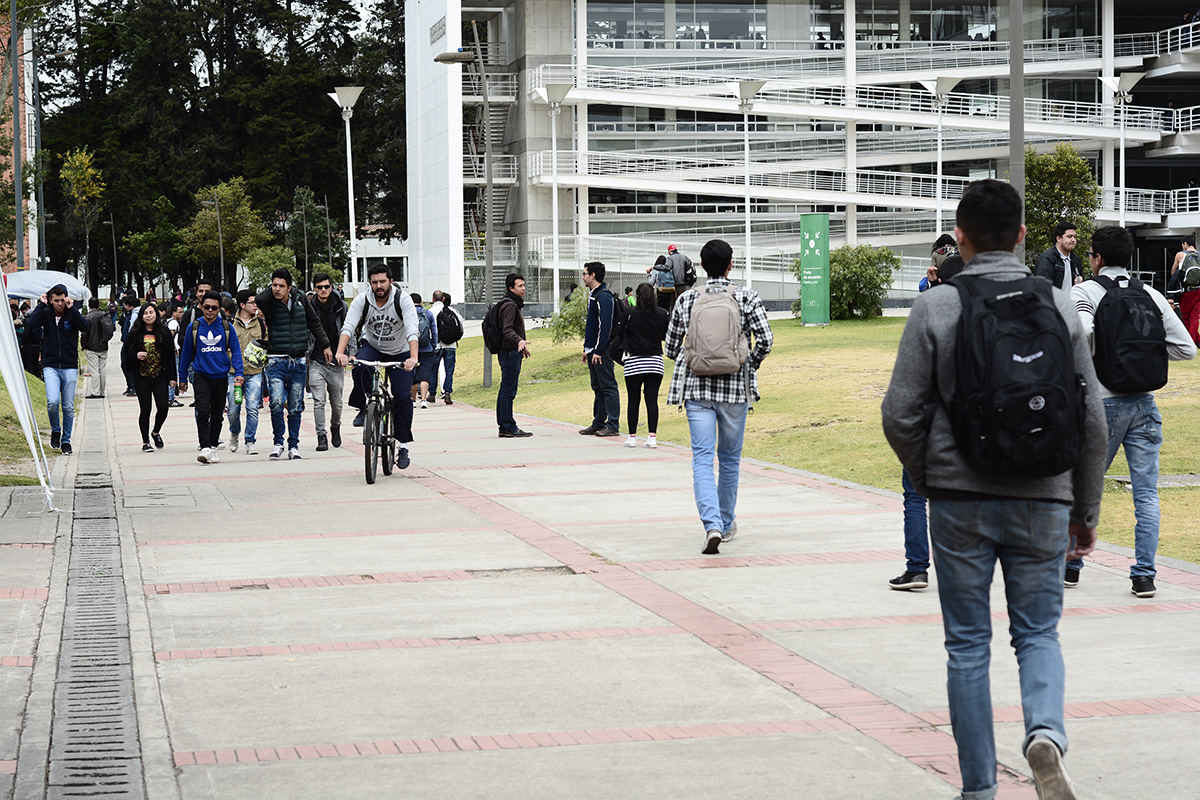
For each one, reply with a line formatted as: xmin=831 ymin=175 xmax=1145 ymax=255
xmin=481 ymin=298 xmax=511 ymax=353
xmin=605 ymin=290 xmax=631 ymax=364
xmin=947 ymin=275 xmax=1087 ymax=478
xmin=437 ymin=306 xmax=464 ymax=345
xmin=1090 ymin=275 xmax=1168 ymax=394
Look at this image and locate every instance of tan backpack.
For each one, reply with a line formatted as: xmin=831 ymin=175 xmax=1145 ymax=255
xmin=683 ymin=285 xmax=749 ymax=376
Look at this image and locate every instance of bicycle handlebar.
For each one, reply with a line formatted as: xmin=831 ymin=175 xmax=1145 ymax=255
xmin=350 ymin=358 xmax=409 ymax=368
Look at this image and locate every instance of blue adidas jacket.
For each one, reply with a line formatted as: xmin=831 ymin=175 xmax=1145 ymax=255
xmin=178 ymin=317 xmax=244 ymax=380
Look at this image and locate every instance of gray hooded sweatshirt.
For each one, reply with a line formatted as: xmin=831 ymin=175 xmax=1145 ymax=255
xmin=881 ymin=249 xmax=1108 ymax=529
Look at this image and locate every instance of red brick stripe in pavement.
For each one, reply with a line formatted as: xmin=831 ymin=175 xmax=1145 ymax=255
xmin=0 ymin=543 xmax=53 ymax=550
xmin=1087 ymin=549 xmax=1200 ymax=591
xmin=0 ymin=588 xmax=48 ymax=600
xmin=0 ymin=760 xmax=14 ymax=774
xmin=624 ymin=549 xmax=903 ymax=572
xmin=154 ymin=626 xmax=686 ymax=662
xmin=172 ymin=718 xmax=853 ymax=767
xmin=0 ymin=657 xmax=34 ymax=667
xmin=143 ymin=570 xmax=475 ymax=595
xmin=137 ymin=527 xmax=496 ymax=547
xmin=914 ymin=696 xmax=1200 ymax=726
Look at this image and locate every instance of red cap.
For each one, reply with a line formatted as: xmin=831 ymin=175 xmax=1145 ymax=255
xmin=667 ymin=244 xmax=678 ymax=253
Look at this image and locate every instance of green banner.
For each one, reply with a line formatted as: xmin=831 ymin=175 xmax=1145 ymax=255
xmin=799 ymin=214 xmax=830 ymax=326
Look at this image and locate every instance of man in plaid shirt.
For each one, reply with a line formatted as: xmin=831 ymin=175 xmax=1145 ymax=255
xmin=665 ymin=239 xmax=773 ymax=554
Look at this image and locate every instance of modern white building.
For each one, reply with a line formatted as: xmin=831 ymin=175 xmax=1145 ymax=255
xmin=406 ymin=0 xmax=1200 ymax=307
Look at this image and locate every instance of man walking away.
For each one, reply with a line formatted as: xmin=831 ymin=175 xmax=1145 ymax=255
xmin=119 ymin=295 xmax=140 ymax=396
xmin=429 ymin=290 xmax=465 ymax=404
xmin=177 ymin=291 xmax=244 ymax=464
xmin=228 ymin=291 xmax=266 ymax=455
xmin=1033 ymin=221 xmax=1083 ymax=291
xmin=409 ymin=293 xmax=438 ymax=409
xmin=82 ymin=297 xmax=115 ymax=398
xmin=336 ymin=264 xmax=419 ymax=470
xmin=309 ymin=273 xmax=347 ymax=450
xmin=25 ymin=285 xmax=90 ymax=455
xmin=1169 ymin=235 xmax=1200 ymax=344
xmin=882 ymin=179 xmax=1107 ymax=800
xmin=256 ymin=268 xmax=332 ymax=460
xmin=490 ymin=273 xmax=532 ymax=438
xmin=665 ymin=239 xmax=773 ymax=555
xmin=647 ymin=254 xmax=677 ymax=314
xmin=579 ymin=262 xmax=620 ymax=437
xmin=665 ymin=244 xmax=696 ymax=290
xmin=1066 ymin=226 xmax=1196 ymax=597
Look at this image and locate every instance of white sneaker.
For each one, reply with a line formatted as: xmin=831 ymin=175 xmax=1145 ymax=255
xmin=215 ymin=440 xmax=225 ymax=450
xmin=197 ymin=448 xmax=212 ymax=464
xmin=245 ymin=443 xmax=258 ymax=455
xmin=289 ymin=448 xmax=302 ymax=460
xmin=269 ymin=445 xmax=284 ymax=460
xmin=420 ymin=399 xmax=428 ymax=409
xmin=644 ymin=435 xmax=658 ymax=449
xmin=208 ymin=451 xmax=221 ymax=464
xmin=623 ymin=436 xmax=638 ymax=448
xmin=229 ymin=437 xmax=239 ymax=453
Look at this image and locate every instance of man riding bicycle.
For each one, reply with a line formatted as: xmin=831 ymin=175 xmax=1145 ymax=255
xmin=336 ymin=263 xmax=420 ymax=469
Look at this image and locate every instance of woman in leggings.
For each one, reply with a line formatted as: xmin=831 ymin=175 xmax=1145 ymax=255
xmin=122 ymin=302 xmax=177 ymax=452
xmin=621 ymin=283 xmax=670 ymax=449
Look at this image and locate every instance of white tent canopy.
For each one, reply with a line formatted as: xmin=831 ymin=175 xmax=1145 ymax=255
xmin=3 ymin=270 xmax=91 ymax=302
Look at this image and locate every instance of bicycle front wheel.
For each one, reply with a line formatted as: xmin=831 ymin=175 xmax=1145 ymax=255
xmin=364 ymin=401 xmax=380 ymax=485
xmin=381 ymin=404 xmax=395 ymax=476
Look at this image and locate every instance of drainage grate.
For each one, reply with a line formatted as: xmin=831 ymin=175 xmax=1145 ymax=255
xmin=46 ymin=410 xmax=144 ymax=800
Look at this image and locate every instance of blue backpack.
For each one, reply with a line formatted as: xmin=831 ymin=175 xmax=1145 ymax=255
xmin=417 ymin=309 xmax=433 ymax=350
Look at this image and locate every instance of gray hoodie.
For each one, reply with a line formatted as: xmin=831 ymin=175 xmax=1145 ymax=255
xmin=881 ymin=250 xmax=1108 ymax=528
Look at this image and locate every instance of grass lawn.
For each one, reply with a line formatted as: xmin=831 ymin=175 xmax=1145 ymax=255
xmin=0 ymin=370 xmax=54 ymax=486
xmin=449 ymin=316 xmax=1200 ymax=565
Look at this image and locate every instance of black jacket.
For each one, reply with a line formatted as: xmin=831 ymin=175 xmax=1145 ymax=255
xmin=121 ymin=323 xmax=178 ymax=382
xmin=622 ymin=307 xmax=669 ymax=357
xmin=25 ymin=303 xmax=89 ymax=370
xmin=309 ymin=293 xmax=346 ymax=359
xmin=1033 ymin=246 xmax=1082 ymax=290
xmin=255 ymin=286 xmax=330 ymax=357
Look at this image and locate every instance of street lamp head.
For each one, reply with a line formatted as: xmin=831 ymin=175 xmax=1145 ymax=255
xmin=328 ymin=86 xmax=364 ymax=110
xmin=435 ymin=49 xmax=476 ymax=64
xmin=541 ymin=84 xmax=573 ymax=105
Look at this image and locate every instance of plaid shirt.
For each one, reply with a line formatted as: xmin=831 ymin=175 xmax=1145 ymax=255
xmin=665 ymin=277 xmax=773 ymax=405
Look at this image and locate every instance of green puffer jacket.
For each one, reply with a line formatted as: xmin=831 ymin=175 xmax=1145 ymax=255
xmin=255 ymin=286 xmax=330 ymax=357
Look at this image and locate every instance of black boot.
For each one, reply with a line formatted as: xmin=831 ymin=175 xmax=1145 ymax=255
xmin=330 ymin=425 xmax=341 ymax=448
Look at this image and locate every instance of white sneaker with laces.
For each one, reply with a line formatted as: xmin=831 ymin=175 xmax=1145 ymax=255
xmin=229 ymin=437 xmax=239 ymax=453
xmin=420 ymin=399 xmax=428 ymax=409
xmin=624 ymin=436 xmax=638 ymax=448
xmin=208 ymin=451 xmax=221 ymax=464
xmin=645 ymin=435 xmax=658 ymax=449
xmin=197 ymin=448 xmax=212 ymax=464
xmin=269 ymin=445 xmax=285 ymax=460
xmin=289 ymin=448 xmax=302 ymax=460
xmin=245 ymin=443 xmax=258 ymax=455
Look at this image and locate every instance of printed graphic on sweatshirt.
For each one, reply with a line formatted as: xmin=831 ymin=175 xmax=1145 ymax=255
xmin=200 ymin=330 xmax=225 ymax=354
xmin=365 ymin=308 xmax=400 ymax=349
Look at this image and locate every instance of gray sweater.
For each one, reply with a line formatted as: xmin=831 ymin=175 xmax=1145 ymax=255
xmin=881 ymin=250 xmax=1108 ymax=528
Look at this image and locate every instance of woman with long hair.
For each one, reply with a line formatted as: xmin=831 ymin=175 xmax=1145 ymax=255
xmin=122 ymin=302 xmax=178 ymax=452
xmin=621 ymin=283 xmax=670 ymax=449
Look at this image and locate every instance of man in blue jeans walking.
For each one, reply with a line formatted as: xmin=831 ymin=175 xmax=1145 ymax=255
xmin=25 ymin=285 xmax=90 ymax=456
xmin=494 ymin=274 xmax=532 ymax=438
xmin=883 ymin=180 xmax=1107 ymax=800
xmin=663 ymin=239 xmax=773 ymax=555
xmin=1066 ymin=225 xmax=1196 ymax=597
xmin=578 ymin=262 xmax=621 ymax=437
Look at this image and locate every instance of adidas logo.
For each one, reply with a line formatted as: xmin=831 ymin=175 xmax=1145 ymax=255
xmin=200 ymin=330 xmax=224 ymax=354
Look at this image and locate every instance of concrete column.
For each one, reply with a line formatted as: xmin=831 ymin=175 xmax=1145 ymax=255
xmin=1009 ymin=0 xmax=1025 ymax=262
xmin=898 ymin=0 xmax=911 ymax=42
xmin=576 ymin=0 xmax=589 ymax=239
xmin=1101 ymin=0 xmax=1115 ymax=193
xmin=844 ymin=0 xmax=857 ymax=245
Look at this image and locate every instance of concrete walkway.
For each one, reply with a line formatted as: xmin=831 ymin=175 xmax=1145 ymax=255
xmin=2 ymin=350 xmax=1198 ymax=799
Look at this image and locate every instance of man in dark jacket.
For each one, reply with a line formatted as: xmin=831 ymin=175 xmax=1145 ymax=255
xmin=579 ymin=261 xmax=620 ymax=436
xmin=25 ymin=285 xmax=90 ymax=455
xmin=307 ymin=272 xmax=347 ymax=451
xmin=495 ymin=273 xmax=532 ymax=438
xmin=255 ymin=268 xmax=332 ymax=460
xmin=82 ymin=297 xmax=115 ymax=398
xmin=1033 ymin=221 xmax=1082 ymax=290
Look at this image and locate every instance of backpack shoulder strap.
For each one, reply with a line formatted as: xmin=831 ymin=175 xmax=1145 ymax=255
xmin=1092 ymin=274 xmax=1117 ymax=292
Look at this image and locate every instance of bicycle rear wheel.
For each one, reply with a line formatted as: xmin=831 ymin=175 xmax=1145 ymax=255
xmin=363 ymin=401 xmax=380 ymax=484
xmin=381 ymin=404 xmax=395 ymax=476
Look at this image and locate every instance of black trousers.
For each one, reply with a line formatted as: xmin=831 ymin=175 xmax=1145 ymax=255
xmin=136 ymin=374 xmax=170 ymax=443
xmin=192 ymin=373 xmax=227 ymax=450
xmin=624 ymin=373 xmax=663 ymax=435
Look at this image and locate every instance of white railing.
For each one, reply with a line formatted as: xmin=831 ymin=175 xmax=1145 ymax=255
xmin=464 ymin=236 xmax=520 ymax=262
xmin=462 ymin=73 xmax=518 ymax=98
xmin=532 ymin=64 xmax=1172 ymax=133
xmin=1175 ymin=105 xmax=1200 ymax=133
xmin=463 ymin=155 xmax=519 ymax=180
xmin=1155 ymin=21 xmax=1200 ymax=54
xmin=1099 ymin=187 xmax=1174 ymax=215
xmin=1173 ymin=187 xmax=1200 ymax=213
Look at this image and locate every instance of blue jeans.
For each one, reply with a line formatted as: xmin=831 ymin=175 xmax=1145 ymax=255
xmin=496 ymin=349 xmax=522 ymax=433
xmin=44 ymin=367 xmax=78 ymax=443
xmin=227 ymin=372 xmax=263 ymax=445
xmin=929 ymin=499 xmax=1071 ymax=800
xmin=902 ymin=469 xmax=930 ymax=572
xmin=685 ymin=399 xmax=747 ymax=534
xmin=1067 ymin=394 xmax=1161 ymax=579
xmin=588 ymin=354 xmax=620 ymax=430
xmin=431 ymin=348 xmax=456 ymax=396
xmin=266 ymin=357 xmax=307 ymax=449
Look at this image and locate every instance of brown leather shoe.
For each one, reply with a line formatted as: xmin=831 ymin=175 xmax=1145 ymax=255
xmin=594 ymin=427 xmax=620 ymax=437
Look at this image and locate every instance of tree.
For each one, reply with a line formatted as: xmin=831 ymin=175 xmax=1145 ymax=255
xmin=60 ymin=147 xmax=105 ymax=287
xmin=1024 ymin=144 xmax=1100 ymax=270
xmin=184 ymin=178 xmax=271 ymax=290
xmin=285 ymin=186 xmax=348 ymax=288
xmin=242 ymin=245 xmax=295 ymax=292
xmin=124 ymin=196 xmax=188 ymax=290
xmin=793 ymin=244 xmax=898 ymax=320
xmin=352 ymin=0 xmax=406 ymax=236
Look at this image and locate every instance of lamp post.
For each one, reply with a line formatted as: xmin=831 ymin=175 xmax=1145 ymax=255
xmin=736 ymin=80 xmax=766 ymax=290
xmin=299 ymin=205 xmax=310 ymax=287
xmin=919 ymin=76 xmax=961 ymax=235
xmin=201 ymin=194 xmax=225 ymax=286
xmin=1099 ymin=72 xmax=1144 ymax=228
xmin=328 ymin=86 xmax=364 ymax=283
xmin=318 ymin=201 xmax=333 ymax=274
xmin=541 ymin=84 xmax=572 ymax=311
xmin=102 ymin=213 xmax=118 ymax=292
xmin=437 ymin=23 xmax=494 ymax=387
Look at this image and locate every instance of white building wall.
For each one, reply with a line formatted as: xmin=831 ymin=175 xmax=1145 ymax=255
xmin=406 ymin=0 xmax=465 ymax=301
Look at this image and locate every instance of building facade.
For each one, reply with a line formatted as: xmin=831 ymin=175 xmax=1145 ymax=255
xmin=406 ymin=0 xmax=1200 ymax=305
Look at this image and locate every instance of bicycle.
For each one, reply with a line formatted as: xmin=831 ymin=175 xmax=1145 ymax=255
xmin=351 ymin=358 xmax=407 ymax=484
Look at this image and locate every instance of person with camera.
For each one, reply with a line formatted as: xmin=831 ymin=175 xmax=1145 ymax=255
xmin=227 ymin=290 xmax=267 ymax=455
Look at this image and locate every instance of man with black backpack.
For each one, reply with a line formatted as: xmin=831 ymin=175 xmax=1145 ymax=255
xmin=579 ymin=262 xmax=622 ymax=437
xmin=429 ymin=290 xmax=465 ymax=405
xmin=82 ymin=297 xmax=115 ymax=398
xmin=664 ymin=239 xmax=772 ymax=556
xmin=486 ymin=273 xmax=532 ymax=438
xmin=882 ymin=180 xmax=1107 ymax=800
xmin=1067 ymin=226 xmax=1195 ymax=598
xmin=1169 ymin=235 xmax=1200 ymax=344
